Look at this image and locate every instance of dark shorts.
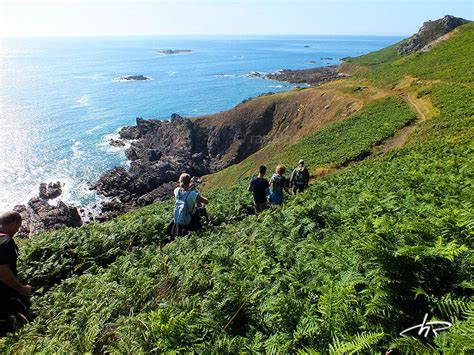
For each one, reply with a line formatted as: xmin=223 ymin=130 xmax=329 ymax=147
xmin=254 ymin=202 xmax=268 ymax=214
xmin=293 ymin=185 xmax=305 ymax=194
xmin=269 ymin=192 xmax=283 ymax=205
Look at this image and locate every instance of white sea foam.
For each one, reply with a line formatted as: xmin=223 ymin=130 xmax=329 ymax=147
xmin=75 ymin=95 xmax=90 ymax=107
xmin=85 ymin=122 xmax=108 ymax=135
xmin=266 ymin=85 xmax=284 ymax=88
xmin=73 ymin=74 xmax=106 ymax=80
xmin=98 ymin=130 xmax=133 ymax=162
xmin=214 ymin=73 xmax=235 ymax=78
xmin=71 ymin=140 xmax=83 ymax=159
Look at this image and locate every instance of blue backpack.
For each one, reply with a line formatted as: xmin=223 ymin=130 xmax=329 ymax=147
xmin=174 ymin=190 xmax=193 ymax=225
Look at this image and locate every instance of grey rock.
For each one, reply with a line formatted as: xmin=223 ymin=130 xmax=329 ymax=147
xmin=39 ymin=181 xmax=62 ymax=200
xmin=14 ymin=197 xmax=82 ymax=237
xmin=398 ymin=15 xmax=470 ymax=55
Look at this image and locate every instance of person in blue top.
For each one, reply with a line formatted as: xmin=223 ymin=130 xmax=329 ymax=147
xmin=268 ymin=165 xmax=290 ymax=206
xmin=172 ymin=173 xmax=208 ymax=237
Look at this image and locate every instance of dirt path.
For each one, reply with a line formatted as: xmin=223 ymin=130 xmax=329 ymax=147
xmin=405 ymin=94 xmax=427 ymax=121
xmin=374 ymin=94 xmax=426 ymax=153
xmin=309 ymin=91 xmax=428 ymax=183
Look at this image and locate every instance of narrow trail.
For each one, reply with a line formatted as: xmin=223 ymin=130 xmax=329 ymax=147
xmin=374 ymin=94 xmax=426 ymax=153
xmin=405 ymin=94 xmax=427 ymax=121
xmin=309 ymin=92 xmax=428 ymax=183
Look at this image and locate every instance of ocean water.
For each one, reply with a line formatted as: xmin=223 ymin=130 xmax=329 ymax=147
xmin=0 ymin=35 xmax=402 ymax=211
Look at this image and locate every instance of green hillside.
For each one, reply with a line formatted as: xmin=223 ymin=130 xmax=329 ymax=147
xmin=2 ymin=23 xmax=473 ymax=353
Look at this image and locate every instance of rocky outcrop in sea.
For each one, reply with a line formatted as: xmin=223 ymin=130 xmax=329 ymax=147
xmin=266 ymin=65 xmax=340 ymax=86
xmin=113 ymin=75 xmax=152 ymax=82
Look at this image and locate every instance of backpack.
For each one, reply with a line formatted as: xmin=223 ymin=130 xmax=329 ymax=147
xmin=174 ymin=190 xmax=193 ymax=225
xmin=294 ymin=168 xmax=306 ymax=186
xmin=271 ymin=174 xmax=285 ymax=195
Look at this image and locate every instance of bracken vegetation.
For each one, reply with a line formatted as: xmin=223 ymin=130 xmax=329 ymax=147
xmin=1 ymin=22 xmax=473 ymax=353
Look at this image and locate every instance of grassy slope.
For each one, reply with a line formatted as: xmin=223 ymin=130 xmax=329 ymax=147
xmin=2 ymin=23 xmax=473 ymax=353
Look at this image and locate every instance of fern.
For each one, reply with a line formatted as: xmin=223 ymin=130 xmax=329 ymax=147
xmin=329 ymin=332 xmax=384 ymax=354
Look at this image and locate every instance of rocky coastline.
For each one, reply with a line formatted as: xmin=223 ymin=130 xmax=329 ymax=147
xmin=16 ymin=62 xmax=348 ymax=233
xmin=266 ymin=65 xmax=346 ymax=86
xmin=90 ymin=63 xmax=350 ymax=219
xmin=91 ymin=107 xmax=277 ymax=220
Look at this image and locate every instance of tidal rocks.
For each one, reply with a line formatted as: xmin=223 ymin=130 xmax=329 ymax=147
xmin=39 ymin=181 xmax=63 ymax=200
xmin=245 ymin=71 xmax=266 ymax=79
xmin=266 ymin=65 xmax=339 ymax=86
xmin=14 ymin=198 xmax=82 ymax=237
xmin=398 ymin=15 xmax=469 ymax=55
xmin=109 ymin=138 xmax=125 ymax=147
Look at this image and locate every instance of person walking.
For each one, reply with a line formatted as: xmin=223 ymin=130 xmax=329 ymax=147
xmin=172 ymin=173 xmax=209 ymax=237
xmin=248 ymin=165 xmax=270 ymax=214
xmin=0 ymin=211 xmax=33 ymax=336
xmin=268 ymin=165 xmax=289 ymax=206
xmin=290 ymin=159 xmax=310 ymax=194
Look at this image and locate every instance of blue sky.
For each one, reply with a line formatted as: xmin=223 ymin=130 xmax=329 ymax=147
xmin=1 ymin=0 xmax=472 ymax=37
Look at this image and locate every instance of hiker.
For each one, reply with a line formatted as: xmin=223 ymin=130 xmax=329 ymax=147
xmin=0 ymin=211 xmax=32 ymax=336
xmin=248 ymin=165 xmax=270 ymax=214
xmin=290 ymin=159 xmax=310 ymax=194
xmin=268 ymin=165 xmax=290 ymax=206
xmin=170 ymin=173 xmax=209 ymax=237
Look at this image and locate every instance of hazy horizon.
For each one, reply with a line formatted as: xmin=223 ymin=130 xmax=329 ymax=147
xmin=1 ymin=0 xmax=472 ymax=38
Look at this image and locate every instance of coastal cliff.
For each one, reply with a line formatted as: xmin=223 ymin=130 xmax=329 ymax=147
xmin=93 ymin=86 xmax=359 ymax=219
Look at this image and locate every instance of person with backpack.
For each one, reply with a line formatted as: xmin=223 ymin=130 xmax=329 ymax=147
xmin=171 ymin=173 xmax=209 ymax=237
xmin=248 ymin=165 xmax=270 ymax=214
xmin=0 ymin=211 xmax=33 ymax=336
xmin=268 ymin=165 xmax=289 ymax=206
xmin=290 ymin=159 xmax=310 ymax=194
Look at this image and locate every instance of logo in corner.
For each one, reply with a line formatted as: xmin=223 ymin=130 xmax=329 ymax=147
xmin=400 ymin=313 xmax=452 ymax=338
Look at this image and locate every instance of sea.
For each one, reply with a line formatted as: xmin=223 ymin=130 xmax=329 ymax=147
xmin=0 ymin=35 xmax=402 ymax=212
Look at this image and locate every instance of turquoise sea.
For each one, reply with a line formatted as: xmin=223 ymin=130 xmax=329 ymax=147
xmin=0 ymin=35 xmax=402 ymax=211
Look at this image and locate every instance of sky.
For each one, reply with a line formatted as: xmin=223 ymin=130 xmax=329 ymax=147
xmin=1 ymin=0 xmax=472 ymax=37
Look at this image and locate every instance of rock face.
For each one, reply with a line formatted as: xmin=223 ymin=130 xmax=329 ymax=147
xmin=398 ymin=15 xmax=470 ymax=55
xmin=266 ymin=66 xmax=339 ymax=86
xmin=14 ymin=199 xmax=82 ymax=237
xmin=13 ymin=182 xmax=83 ymax=236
